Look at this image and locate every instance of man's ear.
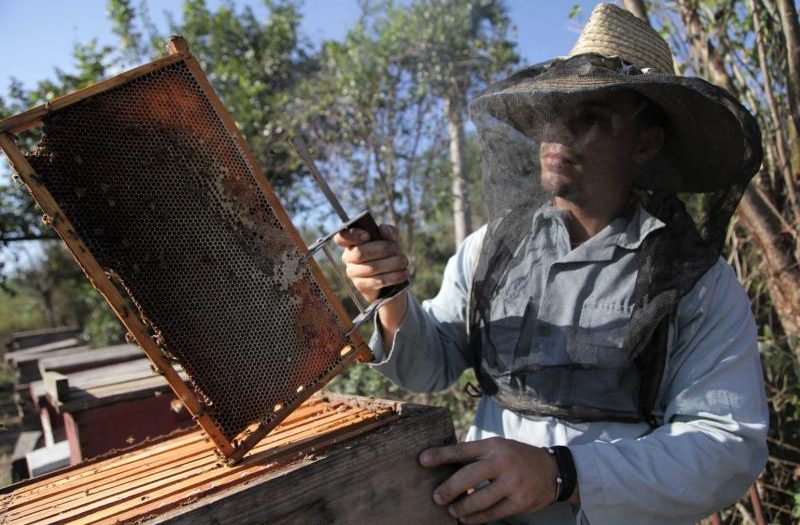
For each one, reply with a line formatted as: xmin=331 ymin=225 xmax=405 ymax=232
xmin=634 ymin=126 xmax=664 ymax=165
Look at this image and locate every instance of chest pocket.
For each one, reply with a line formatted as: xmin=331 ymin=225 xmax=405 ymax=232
xmin=483 ymin=315 xmax=524 ymax=370
xmin=569 ymin=301 xmax=633 ymax=367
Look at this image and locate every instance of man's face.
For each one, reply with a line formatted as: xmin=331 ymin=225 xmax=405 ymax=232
xmin=536 ymin=90 xmax=654 ymax=206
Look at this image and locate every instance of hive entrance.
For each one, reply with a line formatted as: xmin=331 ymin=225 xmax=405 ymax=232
xmin=0 ymin=37 xmax=371 ymax=462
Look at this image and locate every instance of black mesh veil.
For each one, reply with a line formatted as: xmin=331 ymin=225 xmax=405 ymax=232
xmin=466 ymin=54 xmax=763 ymax=422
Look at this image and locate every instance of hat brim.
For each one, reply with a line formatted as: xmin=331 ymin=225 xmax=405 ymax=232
xmin=469 ymin=55 xmax=763 ymax=193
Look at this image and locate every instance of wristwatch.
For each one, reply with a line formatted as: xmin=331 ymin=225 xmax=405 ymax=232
xmin=547 ymin=446 xmax=577 ymax=503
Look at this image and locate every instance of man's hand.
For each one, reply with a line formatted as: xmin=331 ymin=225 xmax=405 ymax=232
xmin=333 ymin=225 xmax=409 ymax=348
xmin=333 ymin=225 xmax=409 ymax=303
xmin=419 ymin=437 xmax=567 ymax=524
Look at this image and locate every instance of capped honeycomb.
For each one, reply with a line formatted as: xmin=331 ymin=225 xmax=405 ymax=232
xmin=24 ymin=60 xmax=355 ymax=444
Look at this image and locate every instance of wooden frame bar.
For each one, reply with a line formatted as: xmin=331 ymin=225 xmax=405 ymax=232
xmin=0 ymin=51 xmax=188 ymax=135
xmin=0 ymin=36 xmax=373 ymax=462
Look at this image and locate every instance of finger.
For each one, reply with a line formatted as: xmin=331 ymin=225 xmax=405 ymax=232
xmin=419 ymin=441 xmax=488 ymax=468
xmin=333 ymin=228 xmax=370 ymax=248
xmin=458 ymin=497 xmax=518 ymax=525
xmin=345 ymin=255 xmax=408 ymax=278
xmin=432 ymin=462 xmax=497 ymax=506
xmin=379 ymin=224 xmax=398 ymax=241
xmin=448 ymin=479 xmax=508 ymax=518
xmin=351 ymin=270 xmax=409 ymax=293
xmin=342 ymin=240 xmax=400 ymax=264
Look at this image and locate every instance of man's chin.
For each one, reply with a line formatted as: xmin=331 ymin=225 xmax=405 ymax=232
xmin=541 ymin=177 xmax=581 ymax=202
xmin=553 ymin=188 xmax=583 ymax=204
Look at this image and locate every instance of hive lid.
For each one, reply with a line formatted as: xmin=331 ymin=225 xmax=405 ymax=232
xmin=0 ymin=36 xmax=373 ymax=463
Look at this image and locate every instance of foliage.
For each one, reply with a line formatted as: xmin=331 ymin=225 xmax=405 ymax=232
xmin=409 ymin=0 xmax=518 ymax=104
xmin=0 ymin=282 xmax=45 ymax=347
xmin=0 ymin=41 xmax=117 ymax=258
xmin=175 ymin=0 xmax=318 ymax=200
xmin=79 ymin=290 xmax=127 ymax=347
xmin=297 ymin=1 xmax=447 ymax=227
xmin=296 ymin=0 xmax=512 ymax=293
xmin=0 ymin=36 xmax=130 ymax=344
xmin=645 ymin=0 xmax=800 ymax=521
xmin=108 ymin=0 xmax=319 ymax=207
xmin=407 ymin=0 xmax=518 ymax=246
xmin=329 ymin=360 xmax=480 ymax=438
xmin=2 ymin=243 xmax=125 ymax=347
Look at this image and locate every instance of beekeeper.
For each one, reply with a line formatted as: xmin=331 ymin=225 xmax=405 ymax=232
xmin=335 ymin=4 xmax=768 ymax=524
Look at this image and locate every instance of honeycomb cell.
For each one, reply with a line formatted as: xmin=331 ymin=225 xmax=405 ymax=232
xmin=26 ymin=62 xmax=353 ymax=443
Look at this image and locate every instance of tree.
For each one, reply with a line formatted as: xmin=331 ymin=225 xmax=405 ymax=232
xmin=670 ymin=0 xmax=800 ymax=349
xmin=1 ymin=1 xmax=320 ymax=345
xmin=107 ymin=0 xmax=319 ymax=205
xmin=297 ymin=0 xmax=518 ymax=275
xmin=293 ymin=1 xmax=498 ymax=433
xmin=630 ymin=1 xmax=800 ymax=520
xmin=405 ymin=0 xmax=518 ymax=247
xmin=1 ymin=40 xmax=118 ymax=270
xmin=294 ymin=1 xmax=449 ymax=282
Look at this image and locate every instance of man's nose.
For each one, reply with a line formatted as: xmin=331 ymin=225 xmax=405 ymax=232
xmin=535 ymin=115 xmax=574 ymax=143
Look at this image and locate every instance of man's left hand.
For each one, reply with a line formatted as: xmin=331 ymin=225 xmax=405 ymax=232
xmin=419 ymin=437 xmax=565 ymax=523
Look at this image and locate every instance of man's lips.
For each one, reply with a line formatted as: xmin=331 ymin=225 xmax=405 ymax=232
xmin=542 ymin=152 xmax=575 ymax=167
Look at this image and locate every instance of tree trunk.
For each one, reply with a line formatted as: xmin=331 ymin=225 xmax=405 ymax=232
xmin=777 ymin=0 xmax=800 ymax=249
xmin=622 ymin=0 xmax=649 ymax=22
xmin=446 ymin=96 xmax=471 ymax=247
xmin=777 ymin=0 xmax=800 ymax=140
xmin=39 ymin=286 xmax=56 ymax=328
xmin=737 ymin=189 xmax=800 ymax=340
xmin=748 ymin=0 xmax=800 ymax=220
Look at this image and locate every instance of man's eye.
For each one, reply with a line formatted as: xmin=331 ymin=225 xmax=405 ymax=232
xmin=570 ymin=108 xmax=616 ymax=133
xmin=578 ymin=109 xmax=607 ymax=126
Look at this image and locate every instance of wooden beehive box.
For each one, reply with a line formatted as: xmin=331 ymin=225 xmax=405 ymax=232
xmin=7 ymin=339 xmax=84 ymax=386
xmin=5 ymin=326 xmax=80 ymax=352
xmin=33 ymin=358 xmax=195 ymax=463
xmin=6 ymin=339 xmax=85 ymax=431
xmin=1 ymin=394 xmax=457 ymax=525
xmin=22 ymin=346 xmax=147 ymax=462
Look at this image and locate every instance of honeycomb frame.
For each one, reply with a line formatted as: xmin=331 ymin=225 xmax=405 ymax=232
xmin=0 ymin=37 xmax=373 ymax=463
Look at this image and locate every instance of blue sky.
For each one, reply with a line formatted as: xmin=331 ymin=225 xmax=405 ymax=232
xmin=0 ymin=0 xmax=604 ymax=95
xmin=0 ymin=0 xmax=603 ymax=270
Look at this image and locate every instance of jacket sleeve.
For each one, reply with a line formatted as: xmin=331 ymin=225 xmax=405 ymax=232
xmin=367 ymin=226 xmax=486 ymax=392
xmin=570 ymin=259 xmax=769 ymax=525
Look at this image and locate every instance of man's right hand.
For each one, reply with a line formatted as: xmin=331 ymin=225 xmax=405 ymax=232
xmin=333 ymin=224 xmax=409 ymax=348
xmin=333 ymin=224 xmax=410 ymax=303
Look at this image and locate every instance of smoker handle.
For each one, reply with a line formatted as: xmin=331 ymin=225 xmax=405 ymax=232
xmin=344 ymin=210 xmax=410 ymax=300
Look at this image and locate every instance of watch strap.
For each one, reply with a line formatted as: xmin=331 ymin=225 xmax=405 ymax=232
xmin=547 ymin=446 xmax=577 ymax=503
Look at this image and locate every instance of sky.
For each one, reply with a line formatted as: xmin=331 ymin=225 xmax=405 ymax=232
xmin=0 ymin=0 xmax=604 ymax=270
xmin=0 ymin=0 xmax=604 ymax=95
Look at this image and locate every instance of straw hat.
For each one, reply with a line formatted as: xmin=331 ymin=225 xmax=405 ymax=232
xmin=469 ymin=3 xmax=762 ymax=193
xmin=570 ymin=3 xmax=674 ymax=74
